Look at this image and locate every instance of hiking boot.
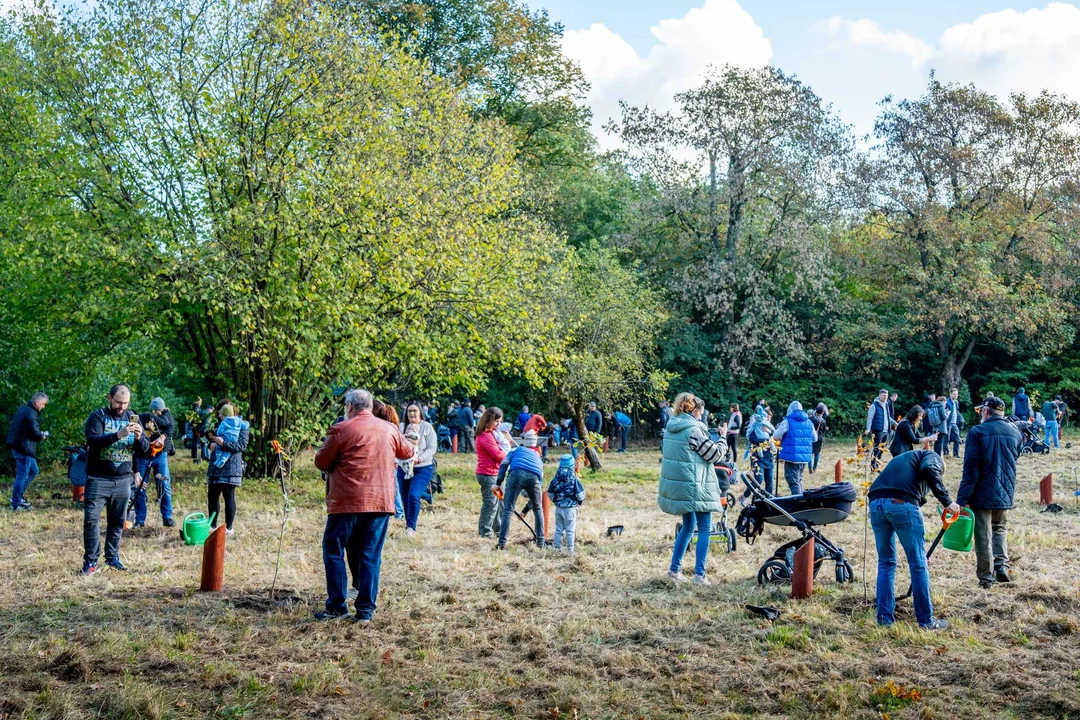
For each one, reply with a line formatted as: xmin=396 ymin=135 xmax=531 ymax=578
xmin=667 ymin=570 xmax=688 ymax=583
xmin=163 ymin=518 xmax=176 ymax=528
xmin=995 ymin=569 xmax=1012 ymax=583
xmin=105 ymin=559 xmax=127 ymax=571
xmin=979 ymin=579 xmax=995 ymax=589
xmin=920 ymin=619 xmax=949 ymax=631
xmin=79 ymin=563 xmax=99 ymax=576
xmin=313 ymin=610 xmax=350 ymax=621
xmin=693 ymin=574 xmax=712 ymax=586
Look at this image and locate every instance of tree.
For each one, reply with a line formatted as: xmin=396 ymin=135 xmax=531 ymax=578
xmin=548 ymin=247 xmax=669 ymax=471
xmin=609 ymin=65 xmax=852 ymax=399
xmin=856 ymin=76 xmax=1080 ymax=391
xmin=18 ymin=0 xmax=565 ymax=464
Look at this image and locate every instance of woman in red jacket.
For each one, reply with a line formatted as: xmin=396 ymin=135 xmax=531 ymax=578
xmin=475 ymin=407 xmax=507 ymax=538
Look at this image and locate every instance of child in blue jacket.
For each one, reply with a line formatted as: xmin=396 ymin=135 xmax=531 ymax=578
xmin=546 ymin=454 xmax=585 ymax=554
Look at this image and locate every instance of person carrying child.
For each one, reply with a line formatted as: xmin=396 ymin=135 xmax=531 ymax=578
xmin=210 ymin=404 xmax=249 ymax=469
xmin=547 ymin=454 xmax=586 ymax=554
xmin=206 ymin=402 xmax=249 ymax=536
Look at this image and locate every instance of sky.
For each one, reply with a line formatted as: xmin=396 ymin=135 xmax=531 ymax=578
xmin=544 ymin=0 xmax=1080 ymax=145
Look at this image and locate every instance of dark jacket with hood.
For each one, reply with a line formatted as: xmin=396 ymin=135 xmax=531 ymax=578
xmin=869 ymin=450 xmax=952 ymax=507
xmin=6 ymin=403 xmax=45 ymax=458
xmin=956 ymin=415 xmax=1021 ymax=509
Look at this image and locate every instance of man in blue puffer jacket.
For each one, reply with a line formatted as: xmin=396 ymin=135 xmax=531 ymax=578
xmin=773 ymin=401 xmax=817 ymax=496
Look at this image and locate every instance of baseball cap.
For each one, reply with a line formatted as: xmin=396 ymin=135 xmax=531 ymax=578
xmin=984 ymin=397 xmax=1005 ymax=411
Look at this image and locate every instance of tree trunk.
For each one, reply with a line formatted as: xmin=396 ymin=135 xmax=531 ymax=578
xmin=939 ymin=337 xmax=977 ymax=395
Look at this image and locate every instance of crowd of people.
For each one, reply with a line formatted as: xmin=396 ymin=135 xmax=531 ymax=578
xmin=2 ymin=382 xmax=1071 ymax=629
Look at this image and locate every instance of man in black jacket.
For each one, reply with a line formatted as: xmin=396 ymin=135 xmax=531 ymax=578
xmin=6 ymin=392 xmax=49 ymax=511
xmin=956 ymin=396 xmax=1021 ymax=589
xmin=868 ymin=450 xmax=960 ymax=630
xmin=81 ymin=384 xmax=149 ymax=575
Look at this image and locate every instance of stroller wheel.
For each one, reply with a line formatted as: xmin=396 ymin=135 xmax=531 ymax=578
xmin=1021 ymin=446 xmax=1032 ymax=456
xmin=757 ymin=559 xmax=791 ymax=585
xmin=835 ymin=560 xmax=854 ymax=584
xmin=726 ymin=528 xmax=737 ymax=553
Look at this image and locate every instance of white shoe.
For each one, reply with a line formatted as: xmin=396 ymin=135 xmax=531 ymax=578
xmin=667 ymin=570 xmax=688 ymax=583
xmin=225 ymin=528 xmax=234 ymax=537
xmin=693 ymin=574 xmax=711 ymax=586
xmin=405 ymin=528 xmax=416 ymax=538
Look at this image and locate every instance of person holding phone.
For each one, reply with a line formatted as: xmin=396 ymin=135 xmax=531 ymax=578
xmin=81 ymin=384 xmax=148 ymax=575
xmin=890 ymin=406 xmax=937 ymax=457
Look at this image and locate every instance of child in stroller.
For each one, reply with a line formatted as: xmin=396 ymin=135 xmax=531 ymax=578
xmin=1008 ymin=416 xmax=1050 ymax=455
xmin=736 ymin=469 xmax=856 ymax=585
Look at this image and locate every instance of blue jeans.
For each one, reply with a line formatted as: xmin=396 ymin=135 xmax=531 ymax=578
xmin=670 ymin=511 xmax=711 ymax=576
xmin=870 ymin=498 xmax=934 ymax=627
xmin=134 ymin=455 xmax=173 ymax=523
xmin=323 ymin=513 xmax=390 ymax=620
xmin=11 ymin=450 xmax=38 ymax=509
xmin=618 ymin=426 xmax=629 ymax=451
xmin=397 ymin=464 xmax=432 ymax=530
xmin=1045 ymin=421 xmax=1060 ymax=448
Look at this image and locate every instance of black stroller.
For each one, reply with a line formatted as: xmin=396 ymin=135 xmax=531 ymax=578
xmin=436 ymin=424 xmax=452 ymax=453
xmin=736 ymin=469 xmax=856 ymax=585
xmin=1008 ymin=416 xmax=1050 ymax=455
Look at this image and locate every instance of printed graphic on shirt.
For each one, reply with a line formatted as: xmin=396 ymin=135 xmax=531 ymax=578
xmin=101 ymin=413 xmax=136 ymax=469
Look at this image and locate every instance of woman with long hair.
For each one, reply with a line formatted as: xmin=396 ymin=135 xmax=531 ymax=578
xmin=474 ymin=406 xmax=507 ymax=538
xmin=890 ymin=406 xmax=937 ymax=456
xmin=397 ymin=403 xmax=437 ymax=538
xmin=373 ymin=403 xmax=405 ymax=519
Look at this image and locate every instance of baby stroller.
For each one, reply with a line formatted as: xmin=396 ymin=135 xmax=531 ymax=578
xmin=675 ymin=463 xmax=738 ymax=552
xmin=62 ymin=445 xmax=88 ymax=508
xmin=436 ymin=424 xmax=452 ymax=453
xmin=1008 ymin=416 xmax=1050 ymax=455
xmin=736 ymin=470 xmax=856 ymax=585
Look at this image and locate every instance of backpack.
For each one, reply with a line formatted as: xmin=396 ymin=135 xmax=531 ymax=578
xmin=928 ymin=402 xmax=945 ymax=429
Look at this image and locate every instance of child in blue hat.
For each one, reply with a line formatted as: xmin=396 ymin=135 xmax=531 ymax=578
xmin=546 ymin=454 xmax=586 ymax=554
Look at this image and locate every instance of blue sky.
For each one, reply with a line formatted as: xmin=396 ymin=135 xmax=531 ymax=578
xmin=544 ymin=1 xmax=1080 ymax=143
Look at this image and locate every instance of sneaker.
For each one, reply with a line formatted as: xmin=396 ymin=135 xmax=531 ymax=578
xmin=354 ymin=618 xmax=371 ymax=626
xmin=347 ymin=588 xmax=359 ymax=601
xmin=979 ymin=579 xmax=995 ymax=589
xmin=19 ymin=499 xmax=31 ymax=508
xmin=667 ymin=570 xmax=688 ymax=583
xmin=225 ymin=528 xmax=234 ymax=537
xmin=105 ymin=559 xmax=127 ymax=571
xmin=79 ymin=563 xmax=99 ymax=576
xmin=738 ymin=495 xmax=748 ymax=508
xmin=313 ymin=610 xmax=350 ymax=621
xmin=163 ymin=518 xmax=176 ymax=528
xmin=693 ymin=574 xmax=712 ymax=586
xmin=12 ymin=505 xmax=30 ymax=513
xmin=920 ymin=619 xmax=949 ymax=630
xmin=133 ymin=522 xmax=145 ymax=528
xmin=995 ymin=569 xmax=1012 ymax=583
xmin=405 ymin=528 xmax=417 ymax=538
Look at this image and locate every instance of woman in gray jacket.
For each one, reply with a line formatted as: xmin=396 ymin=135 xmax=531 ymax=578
xmin=206 ymin=402 xmax=249 ymax=536
xmin=398 ymin=403 xmax=438 ymax=537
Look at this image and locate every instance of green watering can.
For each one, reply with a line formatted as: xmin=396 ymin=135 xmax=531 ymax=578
xmin=180 ymin=512 xmax=216 ymax=546
xmin=940 ymin=507 xmax=974 ymax=552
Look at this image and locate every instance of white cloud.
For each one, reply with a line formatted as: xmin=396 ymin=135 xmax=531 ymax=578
xmin=562 ymin=0 xmax=772 ymax=145
xmin=821 ymin=3 xmax=1080 ymax=101
xmin=819 ymin=16 xmax=934 ymax=67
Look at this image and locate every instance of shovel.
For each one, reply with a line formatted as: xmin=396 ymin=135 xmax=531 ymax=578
xmin=898 ymin=508 xmax=958 ymax=601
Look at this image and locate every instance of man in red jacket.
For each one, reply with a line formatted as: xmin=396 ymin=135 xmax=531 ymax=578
xmin=314 ymin=389 xmax=414 ymax=623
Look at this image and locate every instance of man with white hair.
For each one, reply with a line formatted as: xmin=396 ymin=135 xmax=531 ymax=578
xmin=314 ymin=389 xmax=414 ymax=623
xmin=772 ymin=401 xmax=817 ymax=496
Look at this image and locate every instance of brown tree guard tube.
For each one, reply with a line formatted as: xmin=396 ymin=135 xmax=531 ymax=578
xmin=1040 ymin=473 xmax=1054 ymax=505
xmin=791 ymin=537 xmax=815 ymax=600
xmin=200 ymin=525 xmax=226 ymax=592
xmin=834 ymin=459 xmax=843 ymax=484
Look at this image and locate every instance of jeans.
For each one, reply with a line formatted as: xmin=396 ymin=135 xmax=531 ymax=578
xmin=499 ymin=470 xmax=544 ymax=548
xmin=394 ymin=481 xmax=404 ymax=519
xmin=618 ymin=427 xmax=629 ymax=452
xmin=397 ymin=464 xmax=432 ymax=530
xmin=323 ymin=513 xmax=390 ymax=620
xmin=933 ymin=431 xmax=948 ymax=457
xmin=670 ymin=511 xmax=711 ymax=576
xmin=83 ymin=475 xmax=131 ymax=567
xmin=811 ymin=441 xmax=822 ymax=473
xmin=553 ymin=506 xmax=578 ymax=553
xmin=870 ymin=429 xmax=887 ymax=471
xmin=1045 ymin=421 xmax=1060 ymax=448
xmin=870 ymin=498 xmax=934 ymax=627
xmin=11 ymin=450 xmax=39 ymax=509
xmin=783 ymin=462 xmax=806 ymax=496
xmin=972 ymin=508 xmax=1009 ymax=583
xmin=134 ymin=455 xmax=173 ymax=524
xmin=948 ymin=426 xmax=960 ymax=457
xmin=476 ymin=474 xmax=503 ymax=537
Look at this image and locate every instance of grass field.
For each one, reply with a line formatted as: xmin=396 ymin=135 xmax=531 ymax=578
xmin=1 ymin=437 xmax=1079 ymax=719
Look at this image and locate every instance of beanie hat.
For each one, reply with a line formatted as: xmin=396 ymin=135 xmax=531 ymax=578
xmin=150 ymin=397 xmax=166 ymax=411
xmin=558 ymin=454 xmax=575 ymax=471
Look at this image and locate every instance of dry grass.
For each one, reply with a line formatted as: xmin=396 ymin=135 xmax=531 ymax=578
xmin=1 ymin=438 xmax=1080 ymax=719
